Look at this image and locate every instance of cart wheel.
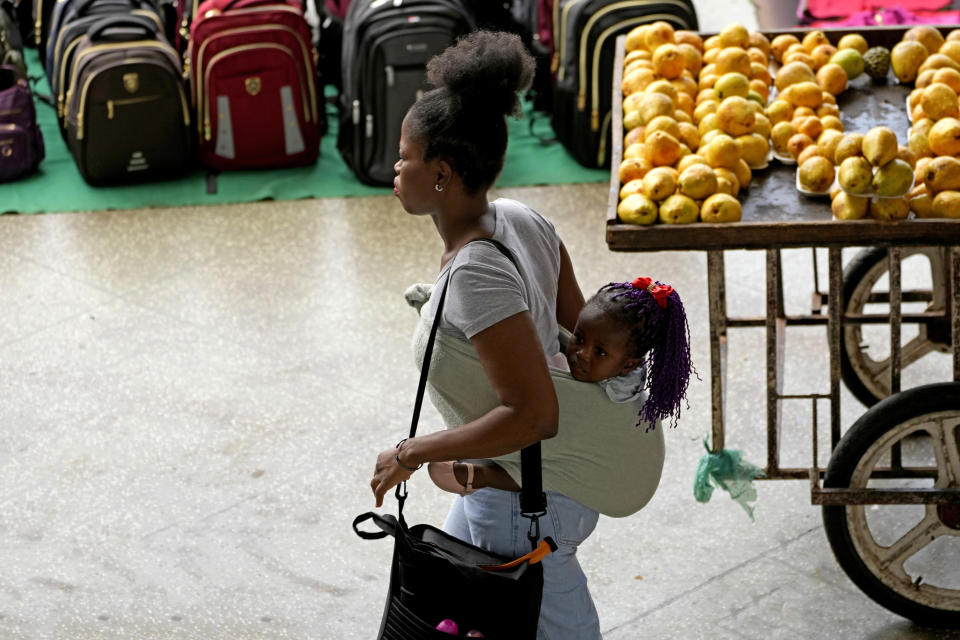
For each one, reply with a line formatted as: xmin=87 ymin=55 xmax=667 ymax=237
xmin=840 ymin=246 xmax=949 ymax=408
xmin=822 ymin=382 xmax=960 ymax=627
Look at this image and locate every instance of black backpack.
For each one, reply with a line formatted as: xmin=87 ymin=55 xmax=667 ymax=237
xmin=62 ymin=14 xmax=191 ymax=184
xmin=45 ymin=0 xmax=164 ymax=123
xmin=550 ymin=0 xmax=697 ymax=168
xmin=336 ymin=0 xmax=474 ymax=186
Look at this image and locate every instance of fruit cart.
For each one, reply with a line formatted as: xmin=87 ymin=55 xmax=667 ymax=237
xmin=607 ymin=27 xmax=960 ymax=626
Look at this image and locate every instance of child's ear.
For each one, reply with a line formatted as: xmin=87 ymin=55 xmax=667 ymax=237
xmin=619 ymin=357 xmax=643 ymax=375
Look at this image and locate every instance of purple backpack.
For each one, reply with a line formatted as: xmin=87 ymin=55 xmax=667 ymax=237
xmin=0 ymin=64 xmax=44 ymax=182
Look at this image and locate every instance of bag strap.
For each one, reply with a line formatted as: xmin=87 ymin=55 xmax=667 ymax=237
xmin=400 ymin=237 xmax=547 ymax=544
xmin=87 ymin=13 xmax=158 ymax=41
xmin=352 ymin=511 xmax=397 ymax=540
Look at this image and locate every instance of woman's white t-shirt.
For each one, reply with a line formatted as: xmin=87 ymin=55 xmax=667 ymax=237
xmin=423 ymin=197 xmax=562 ymax=358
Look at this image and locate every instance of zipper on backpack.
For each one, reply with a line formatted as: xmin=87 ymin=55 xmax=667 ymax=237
xmin=201 ymin=42 xmax=303 ymax=140
xmin=106 ymin=95 xmax=160 ymax=119
xmin=559 ymin=0 xmax=691 ymax=84
xmin=52 ymin=9 xmax=164 ymax=86
xmin=34 ymin=0 xmax=44 ymax=46
xmin=0 ymin=108 xmax=22 ymax=117
xmin=581 ymin=2 xmax=691 ymax=105
xmin=57 ymin=37 xmax=84 ymax=117
xmin=67 ymin=40 xmax=181 ymax=113
xmin=76 ymin=59 xmax=190 ymax=140
xmin=193 ymin=22 xmax=316 ymax=122
xmin=550 ymin=0 xmax=565 ymax=73
xmin=40 ymin=0 xmax=71 ymax=47
xmin=555 ymin=0 xmax=587 ymax=81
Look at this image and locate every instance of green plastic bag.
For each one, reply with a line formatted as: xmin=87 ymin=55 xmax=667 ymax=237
xmin=694 ymin=439 xmax=766 ymax=520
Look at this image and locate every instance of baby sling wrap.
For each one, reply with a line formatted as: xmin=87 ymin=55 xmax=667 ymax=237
xmin=412 ymin=291 xmax=666 ymax=519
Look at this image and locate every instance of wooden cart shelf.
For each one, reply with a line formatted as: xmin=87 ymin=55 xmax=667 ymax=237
xmin=607 ymin=218 xmax=960 ymax=252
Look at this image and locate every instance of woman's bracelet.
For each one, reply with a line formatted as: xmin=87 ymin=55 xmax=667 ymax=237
xmin=394 ymin=438 xmax=423 ymax=472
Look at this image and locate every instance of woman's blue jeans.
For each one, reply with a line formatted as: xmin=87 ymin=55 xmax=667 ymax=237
xmin=443 ymin=488 xmax=602 ymax=639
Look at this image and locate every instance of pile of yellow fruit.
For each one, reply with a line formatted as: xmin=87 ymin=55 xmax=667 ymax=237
xmin=829 ymin=127 xmax=917 ymax=220
xmin=761 ymin=29 xmax=871 ymax=198
xmin=617 ymin=21 xmax=776 ymax=225
xmin=895 ymin=26 xmax=960 ymax=218
xmin=892 ymin=25 xmax=960 ymax=86
xmin=696 ymin=24 xmax=772 ymax=174
xmin=909 ymin=156 xmax=960 ymax=217
xmin=614 ymin=23 xmax=960 ymax=226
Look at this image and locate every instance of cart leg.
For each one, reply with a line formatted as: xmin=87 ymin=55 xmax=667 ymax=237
xmin=889 ymin=247 xmax=903 ymax=470
xmin=888 ymin=246 xmax=902 ymax=396
xmin=708 ymin=250 xmax=726 ymax=453
xmin=829 ymin=248 xmax=843 ymax=449
xmin=767 ymin=249 xmax=785 ymax=475
xmin=953 ymin=247 xmax=960 ymax=382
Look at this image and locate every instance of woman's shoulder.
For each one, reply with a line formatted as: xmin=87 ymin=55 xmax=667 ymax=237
xmin=449 ymin=240 xmax=517 ymax=277
xmin=493 ymin=198 xmax=558 ymax=241
xmin=494 ymin=197 xmax=552 ymax=224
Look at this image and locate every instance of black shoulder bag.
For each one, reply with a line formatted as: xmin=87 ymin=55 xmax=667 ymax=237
xmin=353 ymin=238 xmax=555 ymax=640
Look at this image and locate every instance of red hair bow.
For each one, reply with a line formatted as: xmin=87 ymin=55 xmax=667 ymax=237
xmin=631 ymin=276 xmax=672 ymax=308
xmin=650 ymin=284 xmax=673 ymax=308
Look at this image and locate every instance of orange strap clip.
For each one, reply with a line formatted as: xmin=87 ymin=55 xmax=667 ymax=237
xmin=479 ymin=537 xmax=557 ymax=572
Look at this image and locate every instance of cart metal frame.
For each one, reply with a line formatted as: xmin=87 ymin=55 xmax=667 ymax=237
xmin=607 ymin=31 xmax=960 ymax=510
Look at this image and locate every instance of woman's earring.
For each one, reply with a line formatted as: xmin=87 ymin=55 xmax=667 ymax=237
xmin=434 ymin=184 xmax=444 ymax=192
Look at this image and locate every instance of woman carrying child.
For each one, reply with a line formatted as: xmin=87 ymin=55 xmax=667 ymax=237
xmin=428 ymin=277 xmax=694 ymax=496
xmin=368 ymin=31 xmax=693 ymax=638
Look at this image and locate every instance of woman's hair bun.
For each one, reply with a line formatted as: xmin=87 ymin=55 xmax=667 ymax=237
xmin=426 ymin=30 xmax=536 ymax=118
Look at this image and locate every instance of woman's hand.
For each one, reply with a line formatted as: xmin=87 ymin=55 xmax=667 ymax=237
xmin=371 ymin=445 xmax=415 ymax=508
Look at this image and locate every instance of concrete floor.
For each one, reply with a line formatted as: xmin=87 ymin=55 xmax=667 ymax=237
xmin=1 ymin=182 xmax=958 ymax=640
xmin=3 ymin=1 xmax=960 ymax=638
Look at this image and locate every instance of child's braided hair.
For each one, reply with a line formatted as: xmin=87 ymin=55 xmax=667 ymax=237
xmin=590 ymin=277 xmax=695 ymax=430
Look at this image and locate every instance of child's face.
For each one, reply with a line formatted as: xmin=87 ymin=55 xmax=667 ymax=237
xmin=566 ymin=305 xmax=642 ymax=383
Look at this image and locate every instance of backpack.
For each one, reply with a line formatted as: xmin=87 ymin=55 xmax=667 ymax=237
xmin=466 ymin=0 xmax=534 ymax=38
xmin=336 ymin=0 xmax=474 ymax=186
xmin=550 ymin=0 xmax=697 ymax=168
xmin=528 ymin=0 xmax=554 ymax=111
xmin=0 ymin=64 xmax=45 ymax=181
xmin=462 ymin=0 xmax=554 ymax=111
xmin=188 ymin=0 xmax=321 ymax=170
xmin=1 ymin=0 xmax=26 ymax=78
xmin=32 ymin=0 xmax=58 ymax=61
xmin=46 ymin=0 xmax=163 ymax=109
xmin=62 ymin=13 xmax=191 ymax=184
xmin=315 ymin=0 xmax=345 ymax=93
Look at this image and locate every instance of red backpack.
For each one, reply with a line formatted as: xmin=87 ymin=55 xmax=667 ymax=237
xmin=188 ymin=0 xmax=320 ymax=170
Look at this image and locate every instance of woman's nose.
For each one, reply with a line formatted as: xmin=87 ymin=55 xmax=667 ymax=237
xmin=393 ymin=159 xmax=401 ymax=174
